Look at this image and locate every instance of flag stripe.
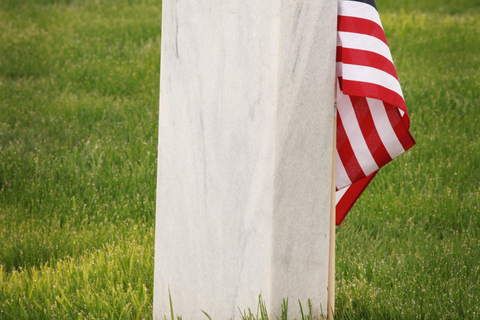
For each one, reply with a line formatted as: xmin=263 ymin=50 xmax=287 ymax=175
xmin=338 ymin=92 xmax=379 ymax=178
xmin=347 ymin=0 xmax=377 ymax=9
xmin=336 ymin=150 xmax=352 ymax=189
xmin=337 ymin=47 xmax=398 ymax=79
xmin=340 ymin=1 xmax=381 ymax=26
xmin=350 ymin=96 xmax=393 ymax=168
xmin=341 ymin=79 xmax=407 ymax=114
xmin=338 ymin=32 xmax=393 ymax=63
xmin=385 ymin=104 xmax=415 ymax=150
xmin=337 ymin=16 xmax=387 ymax=44
xmin=368 ymin=98 xmax=406 ymax=158
xmin=341 ymin=64 xmax=404 ymax=100
xmin=336 ymin=172 xmax=377 ymax=225
xmin=335 ymin=186 xmax=348 ymax=206
xmin=336 ymin=111 xmax=365 ymax=187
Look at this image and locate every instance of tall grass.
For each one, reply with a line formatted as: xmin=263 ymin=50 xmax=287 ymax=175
xmin=0 ymin=0 xmax=479 ymax=319
xmin=1 ymin=0 xmax=160 ymax=318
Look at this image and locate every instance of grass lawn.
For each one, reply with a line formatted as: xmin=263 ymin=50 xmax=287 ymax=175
xmin=0 ymin=0 xmax=479 ymax=319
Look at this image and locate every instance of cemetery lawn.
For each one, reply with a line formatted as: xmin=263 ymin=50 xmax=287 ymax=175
xmin=0 ymin=0 xmax=478 ymax=319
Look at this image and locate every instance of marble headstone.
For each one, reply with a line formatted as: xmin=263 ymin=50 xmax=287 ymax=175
xmin=154 ymin=0 xmax=337 ymax=319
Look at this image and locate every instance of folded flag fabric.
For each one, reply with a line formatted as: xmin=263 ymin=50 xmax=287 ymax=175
xmin=335 ymin=0 xmax=415 ymax=225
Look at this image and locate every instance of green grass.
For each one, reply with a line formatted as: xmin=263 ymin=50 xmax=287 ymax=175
xmin=0 ymin=0 xmax=479 ymax=319
xmin=0 ymin=0 xmax=160 ymax=318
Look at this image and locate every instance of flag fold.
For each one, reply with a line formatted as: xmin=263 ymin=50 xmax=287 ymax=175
xmin=335 ymin=0 xmax=415 ymax=225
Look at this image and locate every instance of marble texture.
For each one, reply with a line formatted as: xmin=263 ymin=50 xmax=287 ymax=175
xmin=154 ymin=0 xmax=337 ymax=319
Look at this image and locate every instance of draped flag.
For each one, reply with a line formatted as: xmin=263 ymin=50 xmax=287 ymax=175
xmin=335 ymin=0 xmax=415 ymax=225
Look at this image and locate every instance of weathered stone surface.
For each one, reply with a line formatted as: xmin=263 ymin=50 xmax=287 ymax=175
xmin=153 ymin=1 xmax=337 ymax=318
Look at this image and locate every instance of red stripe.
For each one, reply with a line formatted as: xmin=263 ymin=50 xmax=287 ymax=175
xmin=336 ymin=171 xmax=377 ymax=225
xmin=337 ymin=47 xmax=398 ymax=80
xmin=337 ymin=15 xmax=387 ymax=44
xmin=341 ymin=79 xmax=407 ymax=114
xmin=384 ymin=103 xmax=416 ymax=151
xmin=401 ymin=112 xmax=411 ymax=129
xmin=337 ymin=113 xmax=366 ymax=183
xmin=337 ymin=74 xmax=344 ymax=91
xmin=350 ymin=96 xmax=392 ymax=168
xmin=336 ymin=47 xmax=343 ymax=63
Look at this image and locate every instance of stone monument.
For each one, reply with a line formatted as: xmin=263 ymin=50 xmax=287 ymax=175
xmin=154 ymin=0 xmax=337 ymax=318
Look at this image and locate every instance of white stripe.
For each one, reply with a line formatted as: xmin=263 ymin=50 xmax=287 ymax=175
xmin=338 ymin=1 xmax=383 ymax=28
xmin=335 ymin=186 xmax=349 ymax=206
xmin=367 ymin=98 xmax=406 ymax=159
xmin=337 ymin=90 xmax=379 ymax=176
xmin=336 ymin=62 xmax=343 ymax=78
xmin=336 ymin=150 xmax=352 ymax=190
xmin=341 ymin=64 xmax=404 ymax=99
xmin=337 ymin=31 xmax=393 ymax=63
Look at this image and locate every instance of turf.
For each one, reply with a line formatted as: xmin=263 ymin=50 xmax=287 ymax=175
xmin=0 ymin=0 xmax=479 ymax=319
xmin=0 ymin=0 xmax=160 ymax=318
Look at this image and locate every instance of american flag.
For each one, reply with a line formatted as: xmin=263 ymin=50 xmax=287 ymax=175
xmin=335 ymin=0 xmax=415 ymax=225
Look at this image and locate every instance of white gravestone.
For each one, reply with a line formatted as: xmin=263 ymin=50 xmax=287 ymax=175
xmin=154 ymin=0 xmax=337 ymax=319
